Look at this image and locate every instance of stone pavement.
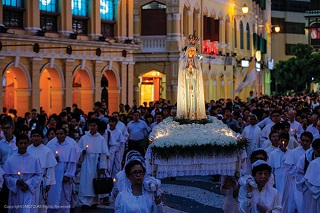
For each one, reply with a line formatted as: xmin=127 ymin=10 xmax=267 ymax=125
xmin=75 ymin=175 xmax=225 ymax=213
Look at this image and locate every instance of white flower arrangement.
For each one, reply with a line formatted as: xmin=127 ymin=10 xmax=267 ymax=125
xmin=149 ymin=116 xmax=246 ymax=158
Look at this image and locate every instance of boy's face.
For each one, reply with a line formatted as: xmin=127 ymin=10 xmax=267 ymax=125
xmin=270 ymin=133 xmax=279 ymax=147
xmin=17 ymin=139 xmax=28 ymax=154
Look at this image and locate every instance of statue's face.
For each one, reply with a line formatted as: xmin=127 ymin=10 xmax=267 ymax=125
xmin=187 ymin=47 xmax=196 ymax=58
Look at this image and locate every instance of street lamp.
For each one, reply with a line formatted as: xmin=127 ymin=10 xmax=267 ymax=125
xmin=273 ymin=25 xmax=281 ymax=33
xmin=234 ymin=4 xmax=249 ymax=18
xmin=242 ymin=4 xmax=249 ymax=14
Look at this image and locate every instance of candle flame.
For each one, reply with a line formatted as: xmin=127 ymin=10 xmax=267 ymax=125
xmin=282 ymin=141 xmax=285 ymax=144
xmin=55 ymin=150 xmax=58 ymax=155
xmin=86 ymin=145 xmax=89 ymax=149
xmin=18 ymin=172 xmax=21 ymax=176
xmin=113 ymin=178 xmax=116 ymax=182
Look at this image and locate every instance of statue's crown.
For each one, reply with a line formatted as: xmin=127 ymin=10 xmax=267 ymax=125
xmin=188 ymin=31 xmax=199 ymax=45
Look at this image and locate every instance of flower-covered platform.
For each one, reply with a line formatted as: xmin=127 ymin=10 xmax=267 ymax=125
xmin=145 ymin=116 xmax=247 ymax=178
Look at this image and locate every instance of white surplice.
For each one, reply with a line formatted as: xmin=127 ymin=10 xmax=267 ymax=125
xmin=238 ymin=175 xmax=282 ymax=213
xmin=303 ymin=157 xmax=320 ymax=213
xmin=27 ymin=144 xmax=57 ymax=213
xmin=3 ymin=152 xmax=42 ymax=213
xmin=46 ymin=139 xmax=77 ymax=213
xmin=268 ymin=148 xmax=291 ymax=201
xmin=283 ymin=145 xmax=306 ymax=213
xmin=78 ymin=132 xmax=108 ymax=206
xmin=104 ymin=128 xmax=125 ymax=178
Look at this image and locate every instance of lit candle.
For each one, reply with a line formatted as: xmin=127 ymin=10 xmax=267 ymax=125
xmin=113 ymin=178 xmax=116 ymax=182
xmin=282 ymin=141 xmax=285 ymax=145
xmin=17 ymin=171 xmax=21 ymax=176
xmin=86 ymin=145 xmax=89 ymax=149
xmin=55 ymin=150 xmax=59 ymax=162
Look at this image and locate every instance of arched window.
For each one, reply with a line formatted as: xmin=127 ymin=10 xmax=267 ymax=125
xmin=240 ymin=21 xmax=244 ymax=49
xmin=100 ymin=0 xmax=115 ymax=38
xmin=39 ymin=0 xmax=58 ymax=32
xmin=2 ymin=0 xmax=24 ymax=28
xmin=234 ymin=19 xmax=237 ymax=48
xmin=72 ymin=0 xmax=89 ymax=34
xmin=246 ymin=23 xmax=250 ymax=50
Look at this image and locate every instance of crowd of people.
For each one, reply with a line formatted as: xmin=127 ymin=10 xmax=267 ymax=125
xmin=0 ymin=92 xmax=320 ymax=212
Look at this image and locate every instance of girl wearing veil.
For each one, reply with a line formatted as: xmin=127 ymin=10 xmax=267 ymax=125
xmin=113 ymin=151 xmax=163 ymax=213
xmin=176 ymin=33 xmax=206 ymax=120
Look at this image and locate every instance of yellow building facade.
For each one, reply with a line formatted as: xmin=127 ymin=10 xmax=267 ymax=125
xmin=0 ymin=0 xmax=273 ymax=116
xmin=0 ymin=0 xmax=136 ymax=116
xmin=133 ymin=0 xmax=273 ymax=106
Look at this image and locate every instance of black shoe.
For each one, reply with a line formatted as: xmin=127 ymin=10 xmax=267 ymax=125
xmin=91 ymin=204 xmax=99 ymax=209
xmin=101 ymin=197 xmax=110 ymax=205
xmin=81 ymin=205 xmax=91 ymax=209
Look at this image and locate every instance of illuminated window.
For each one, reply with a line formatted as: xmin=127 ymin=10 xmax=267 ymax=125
xmin=39 ymin=0 xmax=57 ymax=12
xmin=100 ymin=0 xmax=113 ymax=21
xmin=72 ymin=0 xmax=88 ymax=16
xmin=2 ymin=0 xmax=23 ymax=7
xmin=39 ymin=0 xmax=58 ymax=32
xmin=72 ymin=0 xmax=88 ymax=35
xmin=2 ymin=0 xmax=24 ymax=28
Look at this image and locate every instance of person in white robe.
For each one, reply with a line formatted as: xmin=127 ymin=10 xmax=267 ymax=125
xmin=78 ymin=119 xmax=108 ymax=208
xmin=0 ymin=120 xmax=17 ymax=212
xmin=296 ymin=138 xmax=320 ymax=213
xmin=283 ymin=131 xmax=313 ymax=213
xmin=46 ymin=127 xmax=77 ymax=213
xmin=114 ymin=159 xmax=163 ymax=213
xmin=287 ymin=110 xmax=304 ymax=140
xmin=303 ymin=155 xmax=320 ymax=213
xmin=27 ymin=129 xmax=57 ymax=213
xmin=306 ymin=114 xmax=318 ymax=135
xmin=260 ymin=111 xmax=282 ymax=145
xmin=264 ymin=131 xmax=279 ymax=156
xmin=238 ymin=160 xmax=282 ymax=213
xmin=3 ymin=134 xmax=42 ymax=213
xmin=109 ymin=112 xmax=129 ymax=166
xmin=241 ymin=114 xmax=261 ymax=173
xmin=105 ymin=117 xmax=125 ymax=178
xmin=268 ymin=132 xmax=291 ymax=201
xmin=54 ymin=121 xmax=81 ymax=211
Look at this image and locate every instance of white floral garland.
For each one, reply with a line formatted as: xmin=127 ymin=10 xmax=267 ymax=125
xmin=149 ymin=116 xmax=239 ymax=149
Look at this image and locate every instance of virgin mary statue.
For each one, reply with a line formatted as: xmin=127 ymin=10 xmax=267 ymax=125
xmin=176 ymin=33 xmax=206 ymax=120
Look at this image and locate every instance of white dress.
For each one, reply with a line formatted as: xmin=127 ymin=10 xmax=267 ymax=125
xmin=238 ymin=177 xmax=282 ymax=213
xmin=115 ymin=187 xmax=163 ymax=213
xmin=176 ymin=52 xmax=206 ymax=120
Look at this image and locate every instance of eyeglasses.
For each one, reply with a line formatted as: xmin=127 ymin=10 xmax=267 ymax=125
xmin=130 ymin=170 xmax=145 ymax=176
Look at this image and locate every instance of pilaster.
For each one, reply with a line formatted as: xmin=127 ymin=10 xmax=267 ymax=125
xmin=31 ymin=58 xmax=43 ymax=111
xmin=121 ymin=62 xmax=128 ymax=104
xmin=88 ymin=0 xmax=101 ymax=39
xmin=64 ymin=59 xmax=74 ymax=109
xmin=25 ymin=0 xmax=40 ymax=33
xmin=94 ymin=60 xmax=104 ymax=102
xmin=59 ymin=0 xmax=73 ymax=36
